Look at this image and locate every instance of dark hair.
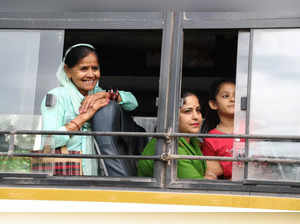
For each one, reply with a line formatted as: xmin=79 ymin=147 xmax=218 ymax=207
xmin=181 ymin=92 xmax=198 ymax=100
xmin=201 ymin=79 xmax=235 ymax=133
xmin=181 ymin=92 xmax=198 ymax=106
xmin=64 ymin=45 xmax=98 ymax=68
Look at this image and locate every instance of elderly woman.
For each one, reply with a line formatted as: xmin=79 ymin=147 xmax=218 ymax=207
xmin=40 ymin=43 xmax=138 ymax=176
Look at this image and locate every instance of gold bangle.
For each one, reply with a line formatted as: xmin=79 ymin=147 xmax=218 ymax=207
xmin=70 ymin=120 xmax=81 ymax=130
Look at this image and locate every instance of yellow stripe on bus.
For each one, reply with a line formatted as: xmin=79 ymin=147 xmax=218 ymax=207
xmin=0 ymin=187 xmax=299 ymax=211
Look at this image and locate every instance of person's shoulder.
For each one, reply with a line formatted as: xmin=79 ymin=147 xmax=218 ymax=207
xmin=43 ymin=87 xmax=71 ymax=106
xmin=141 ymin=138 xmax=157 ymax=155
xmin=48 ymin=86 xmax=68 ymax=95
xmin=208 ymin=128 xmax=223 ymax=134
xmin=203 ymin=128 xmax=221 ymax=144
xmin=190 ymin=137 xmax=201 ymax=145
xmin=46 ymin=87 xmax=72 ymax=101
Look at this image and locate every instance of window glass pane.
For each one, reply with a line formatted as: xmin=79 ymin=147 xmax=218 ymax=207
xmin=0 ymin=31 xmax=40 ymax=114
xmin=232 ymin=31 xmax=250 ymax=181
xmin=0 ymin=114 xmax=55 ymax=175
xmin=248 ymin=29 xmax=300 ymax=181
xmin=0 ymin=30 xmax=64 ymax=115
xmin=0 ymin=30 xmax=64 ymax=175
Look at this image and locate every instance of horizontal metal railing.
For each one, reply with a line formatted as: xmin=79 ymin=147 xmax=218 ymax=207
xmin=2 ymin=129 xmax=300 ymax=141
xmin=1 ymin=130 xmax=300 ymax=164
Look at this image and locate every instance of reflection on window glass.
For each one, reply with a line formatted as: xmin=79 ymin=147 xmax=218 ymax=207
xmin=0 ymin=30 xmax=64 ymax=115
xmin=0 ymin=115 xmax=54 ymax=175
xmin=0 ymin=30 xmax=63 ymax=175
xmin=0 ymin=31 xmax=40 ymax=114
xmin=249 ymin=29 xmax=300 ymax=181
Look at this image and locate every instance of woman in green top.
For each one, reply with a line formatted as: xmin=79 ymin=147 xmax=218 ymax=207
xmin=137 ymin=92 xmax=220 ymax=179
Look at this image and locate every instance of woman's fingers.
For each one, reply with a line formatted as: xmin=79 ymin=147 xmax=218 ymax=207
xmin=80 ymin=92 xmax=109 ymax=114
xmin=85 ymin=98 xmax=110 ymax=118
xmin=80 ymin=98 xmax=110 ymax=121
xmin=94 ymin=97 xmax=110 ymax=110
xmin=80 ymin=95 xmax=92 ymax=113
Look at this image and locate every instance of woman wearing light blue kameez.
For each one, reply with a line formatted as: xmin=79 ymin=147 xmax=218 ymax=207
xmin=41 ymin=43 xmax=138 ymax=176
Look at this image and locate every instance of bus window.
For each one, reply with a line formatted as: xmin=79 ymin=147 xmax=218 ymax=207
xmin=178 ymin=29 xmax=238 ymax=180
xmin=63 ymin=29 xmax=162 ymax=177
xmin=182 ymin=30 xmax=238 ymax=103
xmin=64 ymin=29 xmax=161 ymax=121
xmin=0 ymin=29 xmax=163 ymax=177
xmin=239 ymin=29 xmax=300 ymax=182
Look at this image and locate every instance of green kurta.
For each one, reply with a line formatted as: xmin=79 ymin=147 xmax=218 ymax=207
xmin=137 ymin=137 xmax=206 ymax=179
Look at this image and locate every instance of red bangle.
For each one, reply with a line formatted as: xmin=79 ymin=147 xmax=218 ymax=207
xmin=70 ymin=120 xmax=81 ymax=130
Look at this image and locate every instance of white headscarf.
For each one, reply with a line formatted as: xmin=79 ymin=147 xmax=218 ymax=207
xmin=56 ymin=43 xmax=98 ymax=175
xmin=56 ymin=43 xmax=97 ymax=115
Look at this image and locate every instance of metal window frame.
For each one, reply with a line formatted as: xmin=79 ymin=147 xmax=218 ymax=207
xmin=0 ymin=11 xmax=166 ymax=189
xmin=0 ymin=12 xmax=164 ymax=29
xmin=1 ymin=10 xmax=300 ymax=194
xmin=166 ymin=11 xmax=300 ymax=193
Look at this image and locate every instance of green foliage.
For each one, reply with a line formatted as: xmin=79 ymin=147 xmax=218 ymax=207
xmin=0 ymin=149 xmax=31 ymax=172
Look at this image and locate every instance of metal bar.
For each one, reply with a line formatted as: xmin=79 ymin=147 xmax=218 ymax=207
xmin=167 ymin=155 xmax=300 ymax=164
xmin=0 ymin=12 xmax=164 ymax=29
xmin=0 ymin=131 xmax=10 ymax=134
xmin=0 ymin=172 xmax=48 ymax=178
xmin=182 ymin=12 xmax=300 ymax=29
xmin=152 ymin=10 xmax=174 ymax=188
xmin=2 ymin=151 xmax=300 ymax=164
xmin=7 ymin=132 xmax=15 ymax=155
xmin=235 ymin=30 xmax=251 ymax=182
xmin=4 ymin=130 xmax=300 ymax=141
xmin=93 ymin=137 xmax=109 ymax=176
xmin=171 ymin=133 xmax=300 ymax=141
xmin=7 ymin=130 xmax=169 ymax=137
xmin=0 ymin=177 xmax=159 ymax=188
xmin=167 ymin=181 xmax=300 ymax=194
xmin=1 ymin=177 xmax=300 ymax=194
xmin=165 ymin=10 xmax=184 ymax=188
xmin=0 ymin=152 xmax=161 ymax=160
xmin=243 ymin=179 xmax=300 ymax=186
xmin=244 ymin=29 xmax=254 ymax=180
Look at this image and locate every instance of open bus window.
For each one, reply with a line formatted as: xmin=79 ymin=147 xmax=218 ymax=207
xmin=64 ymin=29 xmax=161 ymax=118
xmin=244 ymin=29 xmax=300 ymax=182
xmin=64 ymin=30 xmax=161 ymax=135
xmin=0 ymin=29 xmax=162 ymax=177
xmin=182 ymin=30 xmax=237 ymax=103
xmin=179 ymin=29 xmax=238 ymax=180
xmin=63 ymin=30 xmax=162 ymax=177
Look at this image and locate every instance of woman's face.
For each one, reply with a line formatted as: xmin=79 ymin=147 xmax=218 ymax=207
xmin=179 ymin=95 xmax=202 ymax=134
xmin=209 ymin=82 xmax=235 ymax=118
xmin=65 ymin=52 xmax=100 ymax=96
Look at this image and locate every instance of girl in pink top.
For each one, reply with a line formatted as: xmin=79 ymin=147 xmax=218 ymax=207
xmin=201 ymin=79 xmax=236 ymax=179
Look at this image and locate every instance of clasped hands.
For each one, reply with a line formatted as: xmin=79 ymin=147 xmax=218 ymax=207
xmin=79 ymin=90 xmax=120 ymax=116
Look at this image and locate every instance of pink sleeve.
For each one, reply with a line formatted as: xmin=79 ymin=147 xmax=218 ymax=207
xmin=202 ymin=140 xmax=216 ymax=156
xmin=203 ymin=139 xmax=232 ymax=179
xmin=220 ymin=161 xmax=232 ymax=179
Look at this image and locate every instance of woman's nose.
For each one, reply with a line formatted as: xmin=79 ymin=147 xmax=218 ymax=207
xmin=230 ymin=95 xmax=235 ymax=102
xmin=86 ymin=68 xmax=95 ymax=77
xmin=192 ymin=110 xmax=198 ymax=119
